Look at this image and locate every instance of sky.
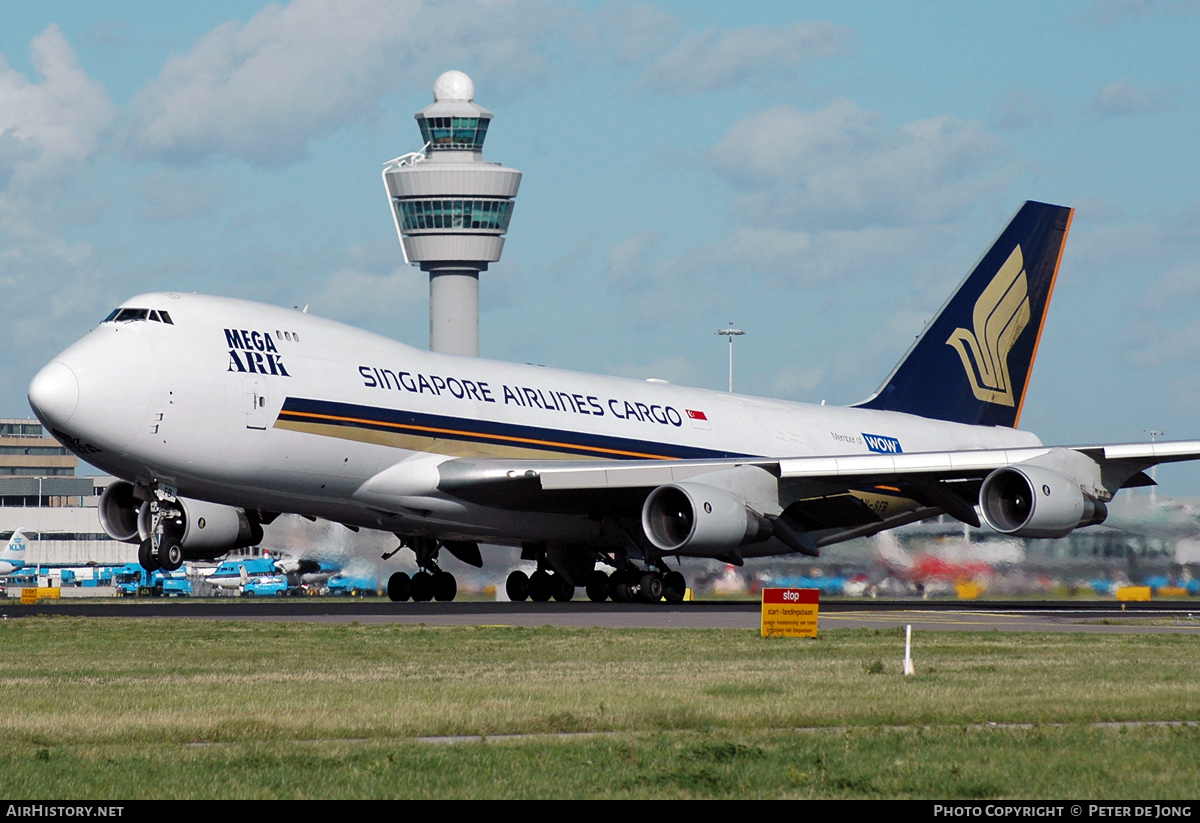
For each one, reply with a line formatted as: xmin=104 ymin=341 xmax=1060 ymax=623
xmin=3 ymin=0 xmax=1200 ymax=491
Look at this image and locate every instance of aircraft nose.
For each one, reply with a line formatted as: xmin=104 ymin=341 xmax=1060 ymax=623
xmin=28 ymin=361 xmax=80 ymax=428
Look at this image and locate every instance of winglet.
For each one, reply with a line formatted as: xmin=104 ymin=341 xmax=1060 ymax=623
xmin=856 ymin=201 xmax=1073 ymax=428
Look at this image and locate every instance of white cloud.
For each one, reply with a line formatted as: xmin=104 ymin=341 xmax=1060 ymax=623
xmin=131 ymin=169 xmax=226 ymax=222
xmin=710 ymin=99 xmax=1015 ymax=231
xmin=1140 ymin=261 xmax=1200 ymax=310
xmin=604 ymin=230 xmax=660 ymax=290
xmin=593 ymin=1 xmax=683 ymax=65
xmin=126 ymin=1 xmax=422 ymax=167
xmin=993 ymin=91 xmax=1054 ymax=131
xmin=124 ymin=0 xmax=592 ymax=167
xmin=1085 ymin=78 xmax=1178 ymax=118
xmin=309 ymin=265 xmax=426 ymax=330
xmin=0 ymin=24 xmax=119 ymax=405
xmin=772 ymin=364 xmax=824 ymax=397
xmin=641 ymin=21 xmax=851 ymax=94
xmin=605 ymin=355 xmax=698 ymax=385
xmin=0 ymin=24 xmax=115 ymax=188
xmin=1081 ymin=0 xmax=1199 ymax=28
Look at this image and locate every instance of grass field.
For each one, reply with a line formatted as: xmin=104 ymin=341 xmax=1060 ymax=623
xmin=1 ymin=618 xmax=1198 ymax=799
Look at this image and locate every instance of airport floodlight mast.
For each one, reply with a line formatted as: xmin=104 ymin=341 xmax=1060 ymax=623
xmin=1146 ymin=429 xmax=1164 ymax=504
xmin=716 ymin=323 xmax=744 ymax=392
xmin=382 ymin=71 xmax=522 ymax=356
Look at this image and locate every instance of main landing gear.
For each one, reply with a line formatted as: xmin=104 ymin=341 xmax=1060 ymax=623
xmin=386 ymin=569 xmax=456 ymax=602
xmin=504 ymin=568 xmax=574 ymax=602
xmin=505 ymin=565 xmax=685 ymax=604
xmin=386 ymin=536 xmax=458 ymax=602
xmin=583 ymin=567 xmax=686 ymax=604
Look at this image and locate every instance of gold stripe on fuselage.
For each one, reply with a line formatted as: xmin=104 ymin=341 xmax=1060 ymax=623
xmin=273 ymin=411 xmax=670 ymax=460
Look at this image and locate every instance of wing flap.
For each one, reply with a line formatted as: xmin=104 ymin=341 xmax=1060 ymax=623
xmin=1098 ymin=440 xmax=1200 ymax=463
xmin=536 ymin=458 xmax=778 ymax=490
xmin=778 ymin=448 xmax=1048 ymax=480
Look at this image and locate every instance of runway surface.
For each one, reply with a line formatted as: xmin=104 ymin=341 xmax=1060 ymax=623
xmin=4 ymin=598 xmax=1200 ymax=633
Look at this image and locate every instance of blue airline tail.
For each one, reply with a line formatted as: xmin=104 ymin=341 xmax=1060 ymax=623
xmin=1 ymin=529 xmax=28 ymax=572
xmin=855 ymin=201 xmax=1073 ymax=428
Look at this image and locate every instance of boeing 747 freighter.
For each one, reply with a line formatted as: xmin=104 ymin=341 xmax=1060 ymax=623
xmin=27 ymin=202 xmax=1200 ymax=603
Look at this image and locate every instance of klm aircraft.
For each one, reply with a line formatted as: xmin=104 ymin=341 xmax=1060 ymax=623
xmin=0 ymin=530 xmax=28 ymax=576
xmin=27 ymin=202 xmax=1200 ymax=604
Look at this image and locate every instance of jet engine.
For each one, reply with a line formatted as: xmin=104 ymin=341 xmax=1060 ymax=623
xmin=99 ymin=481 xmax=263 ymax=558
xmin=979 ymin=466 xmax=1107 ymax=539
xmin=641 ymin=482 xmax=773 ymax=555
xmin=98 ymin=481 xmax=143 ymax=544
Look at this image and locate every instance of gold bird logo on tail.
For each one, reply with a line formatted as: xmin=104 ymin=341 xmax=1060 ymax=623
xmin=945 ymin=246 xmax=1031 ymax=407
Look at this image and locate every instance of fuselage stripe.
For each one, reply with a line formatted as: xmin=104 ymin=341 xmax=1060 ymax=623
xmin=278 ymin=408 xmax=673 ymax=459
xmin=274 ymin=397 xmax=744 ymax=461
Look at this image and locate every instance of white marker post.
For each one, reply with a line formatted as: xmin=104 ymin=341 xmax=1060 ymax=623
xmin=902 ymin=624 xmax=916 ymax=675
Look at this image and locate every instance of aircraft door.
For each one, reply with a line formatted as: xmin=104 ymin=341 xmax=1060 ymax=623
xmin=245 ymin=376 xmax=269 ymax=430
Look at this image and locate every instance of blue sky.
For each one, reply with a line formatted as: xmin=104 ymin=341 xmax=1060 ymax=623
xmin=4 ymin=0 xmax=1200 ymax=491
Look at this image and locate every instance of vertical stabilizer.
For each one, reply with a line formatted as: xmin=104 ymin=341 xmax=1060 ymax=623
xmin=856 ymin=201 xmax=1073 ymax=427
xmin=1 ymin=529 xmax=28 ymax=572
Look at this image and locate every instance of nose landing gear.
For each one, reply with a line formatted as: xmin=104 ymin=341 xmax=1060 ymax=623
xmin=137 ymin=486 xmax=186 ymax=573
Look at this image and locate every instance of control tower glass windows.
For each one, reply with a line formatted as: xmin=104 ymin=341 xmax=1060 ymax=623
xmin=397 ymin=199 xmax=514 ymax=232
xmin=416 ymin=116 xmax=489 ymax=151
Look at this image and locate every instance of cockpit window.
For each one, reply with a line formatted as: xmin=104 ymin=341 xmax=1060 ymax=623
xmin=102 ymin=307 xmax=174 ymax=324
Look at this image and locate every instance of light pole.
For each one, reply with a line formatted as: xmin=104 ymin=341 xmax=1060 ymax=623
xmin=1146 ymin=429 xmax=1163 ymax=505
xmin=716 ymin=324 xmax=744 ymax=393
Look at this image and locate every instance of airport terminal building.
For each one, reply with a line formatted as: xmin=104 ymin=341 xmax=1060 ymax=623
xmin=0 ymin=417 xmax=132 ymax=566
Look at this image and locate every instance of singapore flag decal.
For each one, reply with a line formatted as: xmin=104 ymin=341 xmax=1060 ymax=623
xmin=686 ymin=409 xmax=711 ymax=431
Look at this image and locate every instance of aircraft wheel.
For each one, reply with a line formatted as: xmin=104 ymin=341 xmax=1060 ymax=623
xmin=159 ymin=538 xmax=184 ymax=572
xmin=505 ymin=570 xmax=530 ymax=602
xmin=585 ymin=570 xmax=610 ymax=602
xmin=663 ymin=571 xmax=687 ymax=603
xmin=552 ymin=575 xmax=574 ymax=602
xmin=433 ymin=571 xmax=457 ymax=602
xmin=609 ymin=570 xmax=630 ymax=603
xmin=137 ymin=538 xmax=160 ymax=573
xmin=528 ymin=570 xmax=553 ymax=602
xmin=640 ymin=572 xmax=665 ymax=603
xmin=387 ymin=572 xmax=411 ymax=602
xmin=410 ymin=571 xmax=434 ymax=602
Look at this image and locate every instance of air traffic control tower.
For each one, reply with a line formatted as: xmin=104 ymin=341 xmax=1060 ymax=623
xmin=382 ymin=71 xmax=522 ymax=356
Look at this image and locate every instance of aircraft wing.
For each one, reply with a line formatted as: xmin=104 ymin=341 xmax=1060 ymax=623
xmin=432 ymin=440 xmax=1200 ymax=548
xmin=441 ymin=439 xmax=1200 ymax=494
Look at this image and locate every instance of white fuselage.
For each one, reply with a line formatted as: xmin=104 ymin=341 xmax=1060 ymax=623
xmin=30 ymin=293 xmax=1043 ymax=549
xmin=0 ymin=532 xmax=27 ymax=575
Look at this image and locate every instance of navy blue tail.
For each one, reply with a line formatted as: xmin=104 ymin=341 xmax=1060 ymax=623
xmin=856 ymin=201 xmax=1073 ymax=428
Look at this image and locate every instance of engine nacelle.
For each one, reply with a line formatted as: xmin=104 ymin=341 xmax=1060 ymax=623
xmin=98 ymin=481 xmax=143 ymax=544
xmin=145 ymin=498 xmax=263 ymax=560
xmin=99 ymin=482 xmax=262 ymax=558
xmin=641 ymin=482 xmax=771 ymax=555
xmin=979 ymin=466 xmax=1107 ymax=538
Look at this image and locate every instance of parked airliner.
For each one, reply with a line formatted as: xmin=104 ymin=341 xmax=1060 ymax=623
xmin=0 ymin=529 xmax=28 ymax=576
xmin=27 ymin=202 xmax=1200 ymax=603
